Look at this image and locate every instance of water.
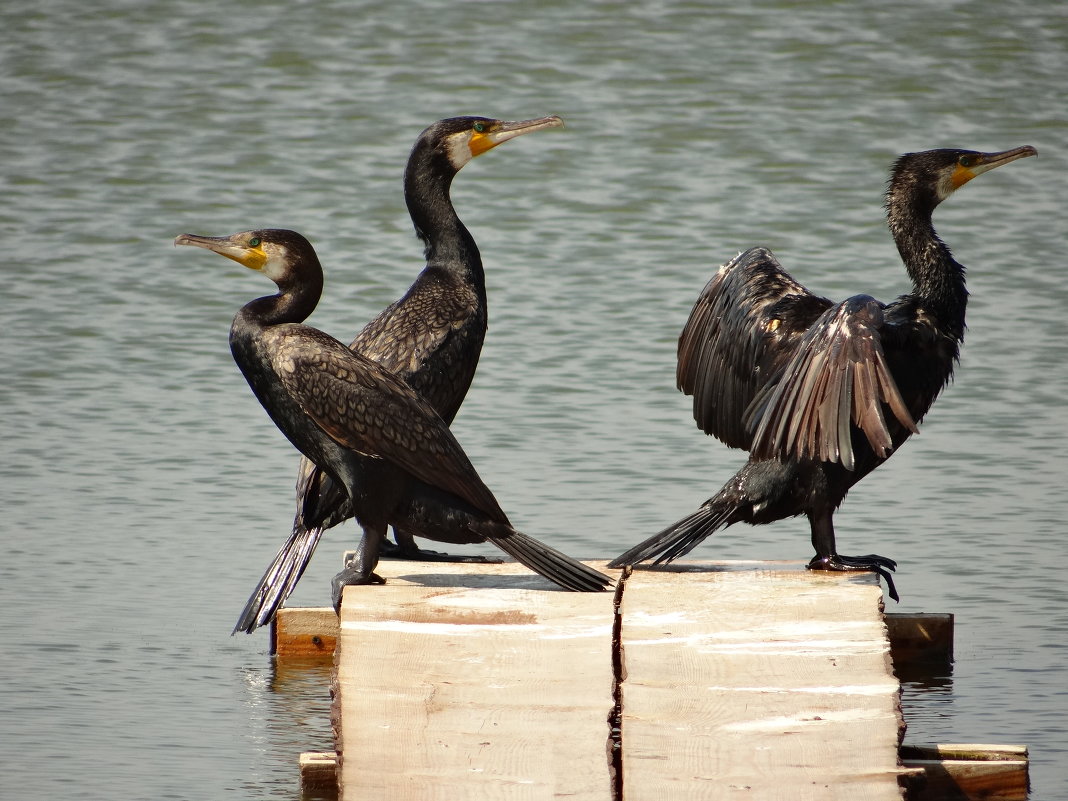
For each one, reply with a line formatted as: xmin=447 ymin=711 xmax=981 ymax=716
xmin=1 ymin=0 xmax=1065 ymax=797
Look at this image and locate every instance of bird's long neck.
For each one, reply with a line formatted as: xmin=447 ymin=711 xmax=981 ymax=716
xmin=235 ymin=263 xmax=323 ymax=332
xmin=404 ymin=148 xmax=485 ymax=289
xmin=887 ymin=193 xmax=968 ymax=342
xmin=231 ymin=267 xmax=322 ymax=409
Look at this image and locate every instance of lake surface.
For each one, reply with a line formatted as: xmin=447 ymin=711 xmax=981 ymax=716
xmin=2 ymin=0 xmax=1066 ymax=798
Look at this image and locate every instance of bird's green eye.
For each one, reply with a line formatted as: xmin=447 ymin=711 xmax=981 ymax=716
xmin=958 ymin=155 xmax=976 ymax=168
xmin=248 ymin=237 xmax=261 ymax=247
xmin=473 ymin=121 xmax=485 ymax=133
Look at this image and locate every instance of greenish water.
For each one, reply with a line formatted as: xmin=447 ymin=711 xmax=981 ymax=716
xmin=2 ymin=0 xmax=1065 ymax=798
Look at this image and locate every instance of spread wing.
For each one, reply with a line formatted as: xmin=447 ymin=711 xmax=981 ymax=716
xmin=744 ymin=294 xmax=919 ymax=471
xmin=677 ymin=247 xmax=834 ymax=449
xmin=268 ymin=325 xmax=505 ymax=521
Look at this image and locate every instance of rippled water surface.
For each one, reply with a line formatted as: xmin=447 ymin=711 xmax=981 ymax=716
xmin=2 ymin=0 xmax=1066 ymax=798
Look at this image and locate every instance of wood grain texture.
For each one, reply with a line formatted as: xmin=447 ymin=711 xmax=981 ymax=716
xmin=332 ymin=560 xmax=908 ymax=800
xmin=335 ymin=560 xmax=618 ymax=800
xmin=273 ymin=606 xmax=339 ymax=657
xmin=900 ymin=744 xmax=1028 ymax=801
xmin=619 ymin=562 xmax=906 ymax=800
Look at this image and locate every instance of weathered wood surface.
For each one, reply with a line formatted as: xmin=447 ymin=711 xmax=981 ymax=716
xmin=335 ymin=560 xmax=616 ymax=801
xmin=332 ymin=559 xmax=907 ymax=800
xmin=619 ymin=562 xmax=905 ymax=800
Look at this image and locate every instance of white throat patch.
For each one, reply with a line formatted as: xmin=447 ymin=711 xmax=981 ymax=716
xmin=445 ymin=132 xmax=474 ymax=170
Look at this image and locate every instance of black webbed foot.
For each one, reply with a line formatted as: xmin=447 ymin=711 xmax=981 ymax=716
xmin=379 ymin=538 xmax=503 ymax=564
xmin=330 ymin=566 xmax=386 ymax=613
xmin=826 ymin=553 xmax=898 ymax=572
xmin=807 ymin=553 xmax=900 ymax=602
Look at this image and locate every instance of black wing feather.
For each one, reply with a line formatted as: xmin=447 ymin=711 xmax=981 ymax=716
xmin=269 ymin=326 xmax=506 ymax=521
xmin=745 ymin=295 xmax=918 ymax=470
xmin=677 ymin=247 xmax=833 ymax=449
xmin=352 ymin=267 xmax=482 ymax=423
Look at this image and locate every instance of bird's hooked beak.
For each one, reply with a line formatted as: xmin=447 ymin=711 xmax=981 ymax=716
xmin=951 ymin=145 xmax=1038 ymax=190
xmin=469 ymin=115 xmax=564 ymax=157
xmin=174 ymin=232 xmax=268 ymax=271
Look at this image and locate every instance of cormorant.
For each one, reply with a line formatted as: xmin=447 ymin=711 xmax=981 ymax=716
xmin=609 ymin=146 xmax=1036 ymax=600
xmin=227 ymin=116 xmax=562 ymax=633
xmin=176 ymin=228 xmax=612 ymax=617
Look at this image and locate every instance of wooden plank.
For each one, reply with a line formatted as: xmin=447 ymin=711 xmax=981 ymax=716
xmin=271 ymin=606 xmax=956 ymax=666
xmin=270 ymin=599 xmax=955 ymax=665
xmin=300 ymin=751 xmax=338 ymax=796
xmin=884 ymin=613 xmax=953 ymax=670
xmin=334 ymin=560 xmax=617 ymax=801
xmin=619 ymin=562 xmax=906 ymax=800
xmin=272 ymin=606 xmax=339 ymax=657
xmin=900 ymin=743 xmax=1027 ymax=762
xmin=318 ymin=560 xmax=1031 ymax=800
xmin=900 ymin=744 xmax=1028 ymax=801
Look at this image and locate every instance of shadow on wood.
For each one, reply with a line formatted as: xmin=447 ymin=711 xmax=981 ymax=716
xmin=900 ymin=744 xmax=1029 ymax=801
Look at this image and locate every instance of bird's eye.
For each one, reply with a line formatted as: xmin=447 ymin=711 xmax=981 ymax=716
xmin=472 ymin=121 xmax=486 ymax=133
xmin=248 ymin=237 xmax=262 ymax=247
xmin=957 ymin=155 xmax=976 ymax=168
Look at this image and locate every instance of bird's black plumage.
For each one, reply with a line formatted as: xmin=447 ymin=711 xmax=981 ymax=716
xmin=609 ymin=146 xmax=1037 ymax=599
xmin=213 ymin=116 xmax=563 ymax=632
xmin=176 ymin=228 xmax=611 ymax=625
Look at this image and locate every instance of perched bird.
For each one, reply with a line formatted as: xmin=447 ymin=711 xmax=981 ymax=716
xmin=609 ymin=146 xmax=1037 ymax=600
xmin=176 ymin=228 xmax=612 ymax=621
xmin=228 ymin=115 xmax=563 ymax=633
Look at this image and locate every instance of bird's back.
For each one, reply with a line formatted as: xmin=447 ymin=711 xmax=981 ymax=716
xmin=350 ymin=265 xmax=485 ymax=425
xmin=269 ymin=323 xmax=507 ymax=523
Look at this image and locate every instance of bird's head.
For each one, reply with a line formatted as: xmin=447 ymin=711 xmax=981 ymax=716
xmin=420 ymin=115 xmax=564 ymax=172
xmin=174 ymin=228 xmax=320 ymax=290
xmin=888 ymin=145 xmax=1037 ymax=212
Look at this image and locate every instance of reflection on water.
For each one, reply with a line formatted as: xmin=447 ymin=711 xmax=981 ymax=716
xmin=240 ymin=659 xmax=336 ymax=800
xmin=901 ymin=675 xmax=957 ymax=744
xmin=2 ymin=0 xmax=1066 ymax=798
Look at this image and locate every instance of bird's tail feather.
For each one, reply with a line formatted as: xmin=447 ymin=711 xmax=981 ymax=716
xmin=488 ymin=528 xmax=613 ymax=592
xmin=607 ymin=501 xmax=735 ymax=568
xmin=232 ymin=523 xmax=325 ymax=635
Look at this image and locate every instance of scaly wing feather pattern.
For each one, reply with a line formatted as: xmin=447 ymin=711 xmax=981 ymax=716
xmin=268 ymin=325 xmax=506 ymax=522
xmin=289 ymin=271 xmax=483 ymax=531
xmin=744 ymin=295 xmax=918 ymax=471
xmin=677 ymin=247 xmax=833 ymax=449
xmin=351 ymin=269 xmax=481 ymax=420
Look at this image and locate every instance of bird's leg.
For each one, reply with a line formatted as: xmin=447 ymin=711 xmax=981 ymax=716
xmin=378 ymin=527 xmax=503 ymax=563
xmin=330 ymin=524 xmax=387 ymax=612
xmin=806 ymin=511 xmax=900 ymax=601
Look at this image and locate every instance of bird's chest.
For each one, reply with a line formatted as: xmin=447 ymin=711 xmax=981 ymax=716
xmin=885 ymin=314 xmax=960 ymax=422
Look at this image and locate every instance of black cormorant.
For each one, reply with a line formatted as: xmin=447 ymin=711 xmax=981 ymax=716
xmin=176 ymin=228 xmax=612 ymax=616
xmin=609 ymin=146 xmax=1037 ymax=600
xmin=226 ymin=116 xmax=562 ymax=632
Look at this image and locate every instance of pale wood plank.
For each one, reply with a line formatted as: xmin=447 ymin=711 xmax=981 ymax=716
xmin=273 ymin=606 xmax=339 ymax=657
xmin=619 ymin=562 xmax=906 ymax=800
xmin=335 ymin=560 xmax=617 ymax=801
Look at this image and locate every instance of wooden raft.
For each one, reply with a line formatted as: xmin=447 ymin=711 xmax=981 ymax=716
xmin=332 ymin=560 xmax=907 ymax=800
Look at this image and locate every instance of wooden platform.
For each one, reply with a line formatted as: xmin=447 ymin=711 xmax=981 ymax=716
xmin=332 ymin=559 xmax=908 ymax=800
